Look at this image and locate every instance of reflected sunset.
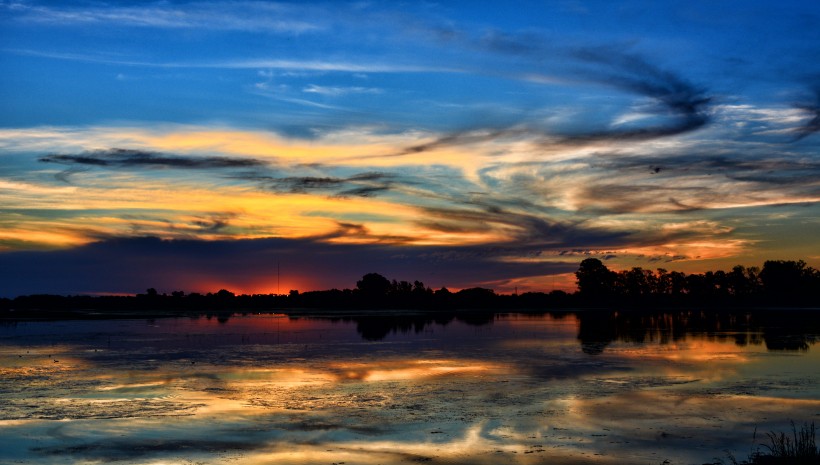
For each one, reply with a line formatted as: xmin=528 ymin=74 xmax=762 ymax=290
xmin=2 ymin=312 xmax=818 ymax=464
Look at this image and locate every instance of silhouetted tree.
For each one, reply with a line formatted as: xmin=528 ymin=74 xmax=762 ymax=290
xmin=356 ymin=273 xmax=391 ymax=297
xmin=454 ymin=287 xmax=497 ymax=309
xmin=575 ymin=258 xmax=616 ymax=302
xmin=759 ymin=260 xmax=819 ymax=305
xmin=3 ymin=258 xmax=818 ymax=318
xmin=727 ymin=265 xmax=761 ymax=299
xmin=616 ymin=267 xmax=656 ymax=299
xmin=433 ymin=287 xmax=452 ymax=308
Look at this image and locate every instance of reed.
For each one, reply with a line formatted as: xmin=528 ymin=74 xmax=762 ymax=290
xmin=723 ymin=421 xmax=819 ymax=465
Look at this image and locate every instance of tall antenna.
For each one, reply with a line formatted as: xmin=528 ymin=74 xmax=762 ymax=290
xmin=277 ymin=261 xmax=281 ymax=295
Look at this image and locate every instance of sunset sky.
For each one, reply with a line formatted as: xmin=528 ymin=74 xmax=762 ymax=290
xmin=1 ymin=0 xmax=819 ymax=296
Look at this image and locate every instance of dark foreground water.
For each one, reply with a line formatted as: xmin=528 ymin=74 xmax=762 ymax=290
xmin=1 ymin=310 xmax=818 ymax=465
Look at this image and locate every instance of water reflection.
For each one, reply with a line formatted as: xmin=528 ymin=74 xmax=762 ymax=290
xmin=575 ymin=309 xmax=820 ymax=353
xmin=319 ymin=311 xmax=495 ymax=341
xmin=291 ymin=309 xmax=820 ymax=352
xmin=0 ymin=311 xmax=818 ymax=465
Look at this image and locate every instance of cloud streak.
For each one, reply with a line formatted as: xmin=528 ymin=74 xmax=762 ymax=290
xmin=4 ymin=48 xmax=460 ymax=74
xmin=794 ymin=85 xmax=820 ymax=140
xmin=233 ymin=171 xmax=397 ymax=198
xmin=3 ymin=1 xmax=322 ymax=33
xmin=372 ymin=46 xmax=712 ymax=158
xmin=562 ymin=47 xmax=711 ymax=141
xmin=40 ymin=148 xmax=266 ymax=170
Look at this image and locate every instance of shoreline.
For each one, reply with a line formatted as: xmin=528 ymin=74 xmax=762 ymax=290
xmin=3 ymin=305 xmax=820 ymax=322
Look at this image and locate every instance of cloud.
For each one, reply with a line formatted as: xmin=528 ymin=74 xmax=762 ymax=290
xmin=303 ymin=85 xmax=383 ymax=96
xmin=3 ymin=1 xmax=322 ymax=33
xmin=5 ymin=49 xmax=458 ymax=74
xmin=793 ymin=85 xmax=820 ymax=140
xmin=371 ymin=46 xmax=712 ymax=158
xmin=403 ymin=27 xmax=713 ymax=150
xmin=389 ymin=128 xmax=531 ymax=158
xmin=40 ymin=148 xmax=266 ymax=170
xmin=417 ymin=204 xmax=634 ymax=249
xmin=337 ymin=185 xmax=392 ymax=198
xmin=234 ymin=172 xmax=397 ymax=197
xmin=0 ymin=236 xmax=578 ymax=297
xmin=561 ymin=47 xmax=711 ymax=141
xmin=474 ymin=144 xmax=820 ymax=215
xmin=190 ymin=213 xmax=236 ymax=233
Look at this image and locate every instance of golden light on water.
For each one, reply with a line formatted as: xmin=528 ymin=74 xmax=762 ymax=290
xmin=1 ymin=313 xmax=818 ymax=465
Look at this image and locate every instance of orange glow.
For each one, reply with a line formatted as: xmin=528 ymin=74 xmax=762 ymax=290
xmin=329 ymin=359 xmax=506 ymax=382
xmin=486 ymin=272 xmax=578 ymax=294
xmin=163 ymin=275 xmax=315 ymax=295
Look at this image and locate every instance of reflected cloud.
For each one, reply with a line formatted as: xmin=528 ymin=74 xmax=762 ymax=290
xmin=329 ymin=359 xmax=504 ymax=382
xmin=1 ymin=314 xmax=819 ymax=465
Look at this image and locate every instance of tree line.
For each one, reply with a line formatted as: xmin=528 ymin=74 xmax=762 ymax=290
xmin=575 ymin=258 xmax=819 ymax=307
xmin=1 ymin=259 xmax=818 ymax=317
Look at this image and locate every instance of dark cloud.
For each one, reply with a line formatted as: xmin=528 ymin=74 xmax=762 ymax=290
xmin=40 ymin=148 xmax=266 ymax=170
xmin=793 ymin=85 xmax=820 ymax=140
xmin=418 ymin=204 xmax=633 ymax=248
xmin=589 ymin=152 xmax=820 ymax=176
xmin=0 ymin=236 xmax=578 ymax=297
xmin=310 ymin=221 xmax=417 ymax=244
xmin=558 ymin=47 xmax=710 ymax=142
xmin=381 ymin=46 xmax=711 ymax=157
xmin=391 ymin=128 xmax=530 ymax=158
xmin=347 ymin=172 xmax=394 ymax=182
xmin=190 ymin=214 xmax=235 ymax=233
xmin=277 ymin=176 xmax=347 ymax=190
xmin=475 ymin=35 xmax=711 ymax=142
xmin=336 ymin=185 xmax=391 ymax=198
xmin=235 ymin=172 xmax=396 ymax=197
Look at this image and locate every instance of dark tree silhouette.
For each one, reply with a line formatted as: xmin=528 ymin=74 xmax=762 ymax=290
xmin=356 ymin=273 xmax=391 ymax=297
xmin=2 ymin=258 xmax=818 ymax=317
xmin=575 ymin=258 xmax=616 ymax=301
xmin=760 ymin=260 xmax=817 ymax=305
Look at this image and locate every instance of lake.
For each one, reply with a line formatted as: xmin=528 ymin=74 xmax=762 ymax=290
xmin=1 ymin=310 xmax=819 ymax=464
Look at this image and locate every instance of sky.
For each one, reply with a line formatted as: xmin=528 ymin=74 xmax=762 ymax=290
xmin=1 ymin=0 xmax=819 ymax=297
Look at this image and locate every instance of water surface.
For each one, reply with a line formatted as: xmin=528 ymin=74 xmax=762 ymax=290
xmin=1 ymin=310 xmax=819 ymax=464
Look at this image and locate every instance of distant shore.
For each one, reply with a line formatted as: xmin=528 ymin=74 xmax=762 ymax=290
xmin=3 ymin=305 xmax=820 ymax=322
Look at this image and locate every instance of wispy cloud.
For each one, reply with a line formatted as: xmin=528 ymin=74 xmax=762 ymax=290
xmin=40 ymin=148 xmax=266 ymax=170
xmin=3 ymin=1 xmax=322 ymax=33
xmin=303 ymin=84 xmax=383 ymax=96
xmin=234 ymin=171 xmax=397 ymax=198
xmin=793 ymin=85 xmax=820 ymax=140
xmin=562 ymin=47 xmax=711 ymax=141
xmin=354 ymin=46 xmax=714 ymax=158
xmin=4 ymin=48 xmax=460 ymax=74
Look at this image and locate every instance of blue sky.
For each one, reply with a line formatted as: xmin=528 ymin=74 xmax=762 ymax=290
xmin=1 ymin=1 xmax=819 ymax=296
